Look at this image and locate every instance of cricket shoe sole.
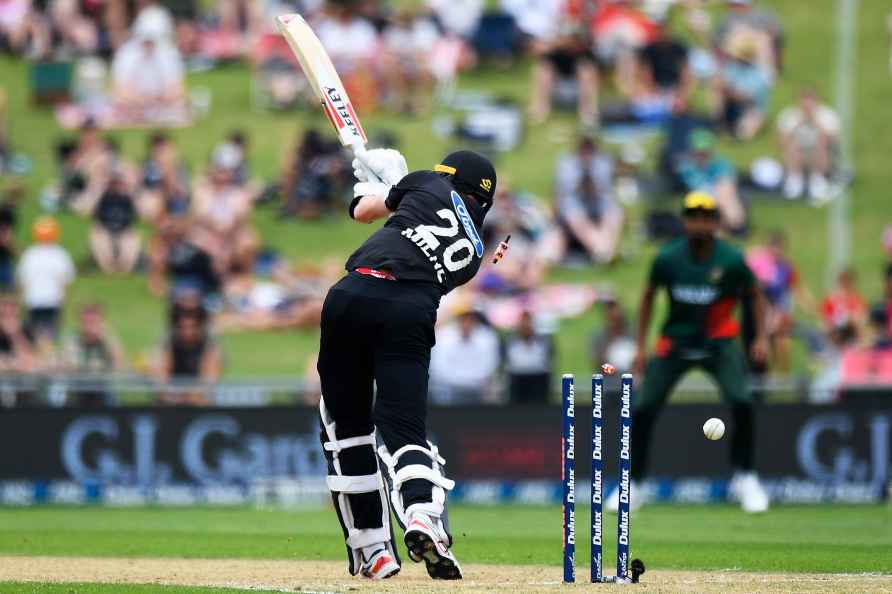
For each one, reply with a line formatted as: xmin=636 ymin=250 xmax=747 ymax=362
xmin=404 ymin=525 xmax=463 ymax=580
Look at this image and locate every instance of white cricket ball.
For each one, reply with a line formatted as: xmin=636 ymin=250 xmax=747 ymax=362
xmin=703 ymin=418 xmax=725 ymax=440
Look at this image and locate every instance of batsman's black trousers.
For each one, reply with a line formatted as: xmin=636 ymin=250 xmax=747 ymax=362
xmin=318 ymin=272 xmax=441 ymax=528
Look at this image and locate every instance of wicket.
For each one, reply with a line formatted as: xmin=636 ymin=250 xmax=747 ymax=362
xmin=563 ymin=372 xmax=645 ymax=584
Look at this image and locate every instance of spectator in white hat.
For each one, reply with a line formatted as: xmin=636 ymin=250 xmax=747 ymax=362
xmin=110 ymin=4 xmax=185 ymax=114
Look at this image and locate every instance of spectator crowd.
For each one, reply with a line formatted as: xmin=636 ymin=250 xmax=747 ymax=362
xmin=0 ymin=0 xmax=886 ymax=406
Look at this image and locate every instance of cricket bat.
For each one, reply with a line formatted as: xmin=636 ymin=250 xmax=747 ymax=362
xmin=275 ymin=13 xmax=379 ymax=180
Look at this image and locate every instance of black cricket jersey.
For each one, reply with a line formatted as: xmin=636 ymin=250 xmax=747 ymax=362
xmin=346 ymin=171 xmax=488 ymax=295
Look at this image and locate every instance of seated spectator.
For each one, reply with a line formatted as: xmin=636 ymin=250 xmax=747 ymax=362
xmin=502 ymin=0 xmax=563 ymax=52
xmin=381 ymin=8 xmax=438 ymax=114
xmin=600 ymin=28 xmax=694 ymax=127
xmin=478 ymin=182 xmax=555 ymax=291
xmin=0 ymin=185 xmax=19 ymax=290
xmin=746 ymin=230 xmax=814 ymax=372
xmin=590 ymin=0 xmax=661 ymax=98
xmin=427 ymin=0 xmax=483 ymax=41
xmin=314 ymin=2 xmax=379 ymax=110
xmin=110 ymin=8 xmax=186 ymax=118
xmin=633 ymin=34 xmax=693 ymax=112
xmin=73 ymin=161 xmax=142 ymax=274
xmin=809 ymin=319 xmax=857 ymax=402
xmin=0 ymin=293 xmax=35 ymax=374
xmin=711 ymin=38 xmax=771 ymax=140
xmin=217 ymin=258 xmax=327 ymax=332
xmin=61 ymin=303 xmax=126 ymax=407
xmin=777 ymin=87 xmax=839 ymax=202
xmin=279 ymin=128 xmax=351 ymax=219
xmin=676 ymin=129 xmax=745 ymax=233
xmin=591 ymin=298 xmax=636 ymax=375
xmin=225 ymin=129 xmax=253 ymax=187
xmin=552 ymin=136 xmax=623 ymax=264
xmin=192 ymin=142 xmax=258 ymax=277
xmin=429 ymin=308 xmax=500 ymax=405
xmin=713 ymin=0 xmax=783 ymax=79
xmin=0 ymin=0 xmax=34 ymax=53
xmin=201 ymin=0 xmax=262 ymax=60
xmin=482 ymin=181 xmax=554 ymax=249
xmin=60 ymin=129 xmax=138 ymax=205
xmin=251 ymin=12 xmax=315 ymax=110
xmin=48 ymin=0 xmax=100 ymax=56
xmin=53 ymin=120 xmax=104 ymax=207
xmin=91 ymin=174 xmax=141 ymax=274
xmin=658 ymin=103 xmax=716 ymax=191
xmin=156 ymin=303 xmax=221 ymax=405
xmin=821 ymin=268 xmax=867 ymax=336
xmin=148 ymin=216 xmax=220 ymax=299
xmin=16 ymin=217 xmax=75 ymax=341
xmin=139 ymin=132 xmax=191 ymax=222
xmin=503 ymin=311 xmax=554 ymax=404
xmin=527 ymin=8 xmax=598 ymax=125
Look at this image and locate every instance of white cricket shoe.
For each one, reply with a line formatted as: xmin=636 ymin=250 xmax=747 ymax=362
xmin=359 ymin=547 xmax=400 ymax=580
xmin=404 ymin=510 xmax=463 ymax=580
xmin=783 ymin=172 xmax=805 ymax=199
xmin=729 ymin=471 xmax=770 ymax=513
xmin=808 ymin=172 xmax=831 ymax=203
xmin=605 ymin=479 xmax=643 ymax=513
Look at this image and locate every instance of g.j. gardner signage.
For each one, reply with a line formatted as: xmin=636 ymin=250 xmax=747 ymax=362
xmin=0 ymin=404 xmax=889 ymax=503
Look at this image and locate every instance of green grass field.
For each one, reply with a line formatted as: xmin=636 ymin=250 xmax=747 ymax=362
xmin=1 ymin=504 xmax=891 ymax=592
xmin=2 ymin=0 xmax=891 ymax=384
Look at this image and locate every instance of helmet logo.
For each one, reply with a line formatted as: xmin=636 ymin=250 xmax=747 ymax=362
xmin=480 ymin=179 xmax=492 ymax=192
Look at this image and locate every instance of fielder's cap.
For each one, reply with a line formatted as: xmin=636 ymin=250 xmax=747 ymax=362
xmin=682 ymin=191 xmax=719 ymax=216
xmin=434 ymin=150 xmax=497 ymax=204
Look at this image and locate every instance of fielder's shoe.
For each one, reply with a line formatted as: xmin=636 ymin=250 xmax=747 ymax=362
xmin=730 ymin=471 xmax=770 ymax=513
xmin=404 ymin=511 xmax=463 ymax=580
xmin=359 ymin=546 xmax=400 ymax=580
xmin=605 ymin=479 xmax=643 ymax=513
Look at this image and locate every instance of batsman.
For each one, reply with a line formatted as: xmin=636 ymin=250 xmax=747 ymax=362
xmin=317 ymin=147 xmax=506 ymax=580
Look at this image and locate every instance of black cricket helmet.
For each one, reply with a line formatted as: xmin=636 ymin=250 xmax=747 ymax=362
xmin=434 ymin=150 xmax=497 ymax=208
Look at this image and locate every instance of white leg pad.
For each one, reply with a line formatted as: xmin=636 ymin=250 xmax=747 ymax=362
xmin=377 ymin=440 xmax=454 ymax=525
xmin=320 ymin=399 xmax=399 ymax=576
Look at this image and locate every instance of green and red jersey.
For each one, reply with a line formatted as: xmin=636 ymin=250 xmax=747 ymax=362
xmin=648 ymin=238 xmax=755 ymax=355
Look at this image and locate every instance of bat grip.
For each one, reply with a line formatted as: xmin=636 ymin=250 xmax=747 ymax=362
xmin=352 ymin=143 xmax=383 ymax=184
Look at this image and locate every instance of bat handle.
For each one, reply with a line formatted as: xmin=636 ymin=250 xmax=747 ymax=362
xmin=352 ymin=143 xmax=383 ymax=184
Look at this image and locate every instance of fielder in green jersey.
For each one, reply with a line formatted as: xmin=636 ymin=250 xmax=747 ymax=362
xmin=624 ymin=191 xmax=771 ymax=513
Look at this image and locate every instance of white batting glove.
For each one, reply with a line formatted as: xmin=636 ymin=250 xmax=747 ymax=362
xmin=352 ymin=158 xmax=372 ymax=182
xmin=354 ymin=180 xmax=391 ymax=198
xmin=355 ymin=148 xmax=408 ymax=185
